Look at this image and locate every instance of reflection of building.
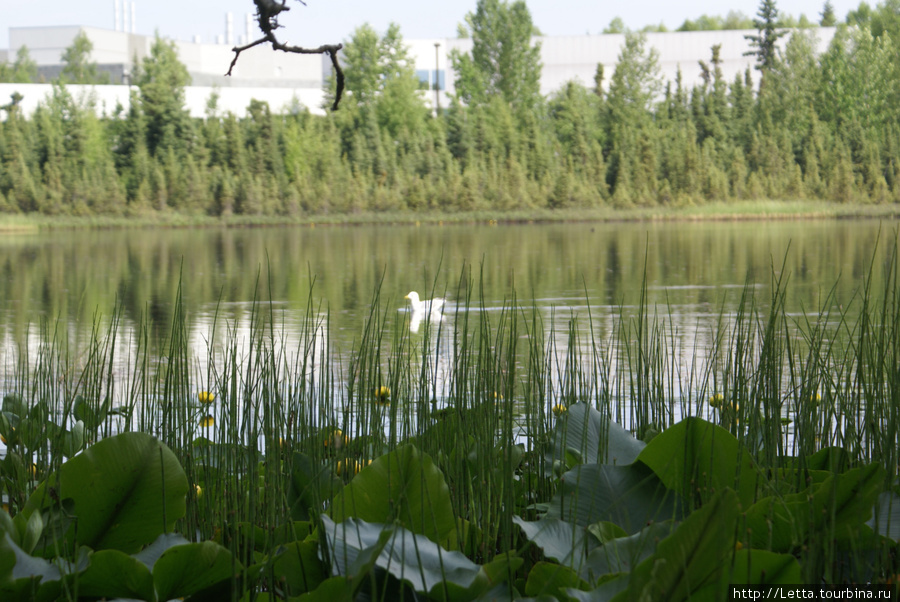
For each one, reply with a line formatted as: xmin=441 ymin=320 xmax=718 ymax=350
xmin=2 ymin=24 xmax=836 ymax=117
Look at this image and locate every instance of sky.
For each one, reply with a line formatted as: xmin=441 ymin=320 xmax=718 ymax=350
xmin=0 ymin=0 xmax=864 ymax=51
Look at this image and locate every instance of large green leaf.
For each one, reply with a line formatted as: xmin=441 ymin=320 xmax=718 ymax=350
xmin=513 ymin=517 xmax=587 ymax=568
xmin=153 ymin=540 xmax=239 ymax=601
xmin=867 ymin=491 xmax=900 ymax=541
xmin=636 ymin=417 xmax=760 ymax=507
xmin=729 ymin=549 xmax=801 ymax=584
xmin=133 ymin=532 xmax=190 ymax=572
xmin=75 ymin=549 xmax=155 ymax=601
xmin=549 ymin=403 xmax=645 ymax=467
xmin=523 ymin=561 xmax=588 ymax=599
xmin=0 ymin=531 xmax=83 ymax=602
xmin=564 ymin=575 xmax=629 ymax=602
xmin=329 ymin=444 xmax=456 ymax=546
xmin=544 ymin=463 xmax=682 ymax=533
xmin=23 ymin=432 xmax=188 ymax=555
xmin=269 ymin=540 xmax=328 ymax=596
xmin=617 ymin=488 xmax=740 ymax=601
xmin=745 ymin=462 xmax=885 ymax=552
xmin=582 ymin=521 xmax=676 ymax=582
xmin=321 ymin=515 xmax=520 ymax=600
xmin=287 ymin=452 xmax=343 ymax=522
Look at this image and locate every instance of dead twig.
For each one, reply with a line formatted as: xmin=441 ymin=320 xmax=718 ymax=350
xmin=228 ymin=0 xmax=344 ymax=110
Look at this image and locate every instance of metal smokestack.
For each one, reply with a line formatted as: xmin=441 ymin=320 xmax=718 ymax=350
xmin=131 ymin=2 xmax=135 ymax=33
xmin=114 ymin=0 xmax=120 ymax=31
xmin=226 ymin=13 xmax=234 ymax=47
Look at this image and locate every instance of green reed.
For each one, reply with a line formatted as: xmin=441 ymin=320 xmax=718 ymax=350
xmin=2 ymin=238 xmax=900 ymax=591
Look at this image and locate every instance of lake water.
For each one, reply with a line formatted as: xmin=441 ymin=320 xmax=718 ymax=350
xmin=0 ymin=219 xmax=896 ymax=438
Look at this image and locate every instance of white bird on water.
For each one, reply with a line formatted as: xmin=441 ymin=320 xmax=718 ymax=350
xmin=405 ymin=291 xmax=445 ymax=315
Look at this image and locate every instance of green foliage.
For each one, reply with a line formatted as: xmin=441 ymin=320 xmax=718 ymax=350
xmin=619 ymin=489 xmax=740 ymax=600
xmin=59 ymin=32 xmax=110 ymax=85
xmin=2 ymin=14 xmax=900 ymax=216
xmin=23 ymin=432 xmax=188 ymax=555
xmin=636 ymin=416 xmax=760 ymax=507
xmin=2 ymin=254 xmax=900 ymax=598
xmin=321 ymin=515 xmax=520 ymax=599
xmin=135 ymin=34 xmax=192 ymax=157
xmin=821 ymin=1 xmax=838 ymax=26
xmin=744 ymin=0 xmax=789 ymax=72
xmin=603 ymin=17 xmax=627 ymax=34
xmin=678 ymin=11 xmax=754 ymax=31
xmin=329 ymin=444 xmax=457 ymax=546
xmin=450 ymin=0 xmax=542 ymax=111
xmin=0 ymin=47 xmax=38 ymax=84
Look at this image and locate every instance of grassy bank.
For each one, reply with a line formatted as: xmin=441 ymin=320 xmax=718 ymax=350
xmin=2 ymin=200 xmax=900 ymax=232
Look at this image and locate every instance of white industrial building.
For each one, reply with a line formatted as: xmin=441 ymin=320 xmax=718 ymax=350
xmin=0 ymin=21 xmax=836 ymax=118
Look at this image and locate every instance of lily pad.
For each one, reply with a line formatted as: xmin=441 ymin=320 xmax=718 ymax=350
xmin=24 ymin=432 xmax=188 ymax=555
xmin=329 ymin=444 xmax=456 ymax=547
xmin=637 ymin=416 xmax=760 ymax=507
xmin=618 ymin=488 xmax=740 ymax=601
xmin=544 ymin=463 xmax=682 ymax=533
xmin=321 ymin=515 xmax=517 ymax=600
xmin=549 ymin=403 xmax=645 ymax=468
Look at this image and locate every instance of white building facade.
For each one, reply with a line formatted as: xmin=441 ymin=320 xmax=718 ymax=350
xmin=1 ymin=24 xmax=837 ymax=118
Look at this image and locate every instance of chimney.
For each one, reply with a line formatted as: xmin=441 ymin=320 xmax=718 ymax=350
xmin=226 ymin=13 xmax=234 ymax=47
xmin=114 ymin=0 xmax=120 ymax=31
xmin=131 ymin=1 xmax=136 ymax=33
xmin=246 ymin=13 xmax=253 ymax=42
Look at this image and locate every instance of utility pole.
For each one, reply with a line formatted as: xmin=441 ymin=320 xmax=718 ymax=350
xmin=434 ymin=42 xmax=441 ymax=117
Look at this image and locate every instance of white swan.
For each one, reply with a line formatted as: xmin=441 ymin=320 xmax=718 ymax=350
xmin=405 ymin=291 xmax=445 ymax=315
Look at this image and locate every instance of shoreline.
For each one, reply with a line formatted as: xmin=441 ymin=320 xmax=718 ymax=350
xmin=1 ymin=200 xmax=899 ymax=232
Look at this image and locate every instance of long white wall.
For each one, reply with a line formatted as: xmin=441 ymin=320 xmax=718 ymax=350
xmin=2 ymin=25 xmax=838 ymax=118
xmin=0 ymin=83 xmax=326 ymax=119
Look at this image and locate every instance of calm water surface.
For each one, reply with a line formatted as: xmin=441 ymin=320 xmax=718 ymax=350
xmin=0 ymin=219 xmax=894 ymax=428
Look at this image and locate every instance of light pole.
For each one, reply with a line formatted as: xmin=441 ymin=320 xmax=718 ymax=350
xmin=433 ymin=42 xmax=441 ymax=117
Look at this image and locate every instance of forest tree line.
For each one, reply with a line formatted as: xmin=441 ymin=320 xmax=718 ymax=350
xmin=0 ymin=0 xmax=899 ymax=217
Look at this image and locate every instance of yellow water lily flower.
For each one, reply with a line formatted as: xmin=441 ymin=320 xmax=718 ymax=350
xmin=324 ymin=429 xmax=347 ymax=449
xmin=1 ymin=427 xmax=15 ymax=445
xmin=375 ymin=386 xmax=391 ymax=405
xmin=551 ymin=404 xmax=567 ymax=416
xmin=199 ymin=415 xmax=215 ymax=428
xmin=194 ymin=484 xmax=203 ymax=499
xmin=709 ymin=393 xmax=724 ymax=408
xmin=198 ymin=391 xmax=215 ymax=404
xmin=336 ymin=458 xmax=361 ymax=476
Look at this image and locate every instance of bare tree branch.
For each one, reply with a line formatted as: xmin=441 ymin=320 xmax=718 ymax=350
xmin=227 ymin=0 xmax=344 ymax=110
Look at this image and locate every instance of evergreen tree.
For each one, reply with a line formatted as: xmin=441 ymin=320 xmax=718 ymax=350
xmin=327 ymin=23 xmax=428 ymax=137
xmin=450 ymin=0 xmax=542 ymax=111
xmin=606 ymin=32 xmax=662 ymax=133
xmin=0 ymin=46 xmax=39 ymax=83
xmin=135 ymin=34 xmax=192 ymax=157
xmin=60 ymin=32 xmax=110 ymax=85
xmin=820 ymin=1 xmax=837 ymax=26
xmin=744 ymin=0 xmax=788 ymax=72
xmin=374 ymin=24 xmax=429 ymax=137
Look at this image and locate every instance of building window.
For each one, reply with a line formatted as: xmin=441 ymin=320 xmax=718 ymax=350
xmin=416 ymin=69 xmax=445 ymax=91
